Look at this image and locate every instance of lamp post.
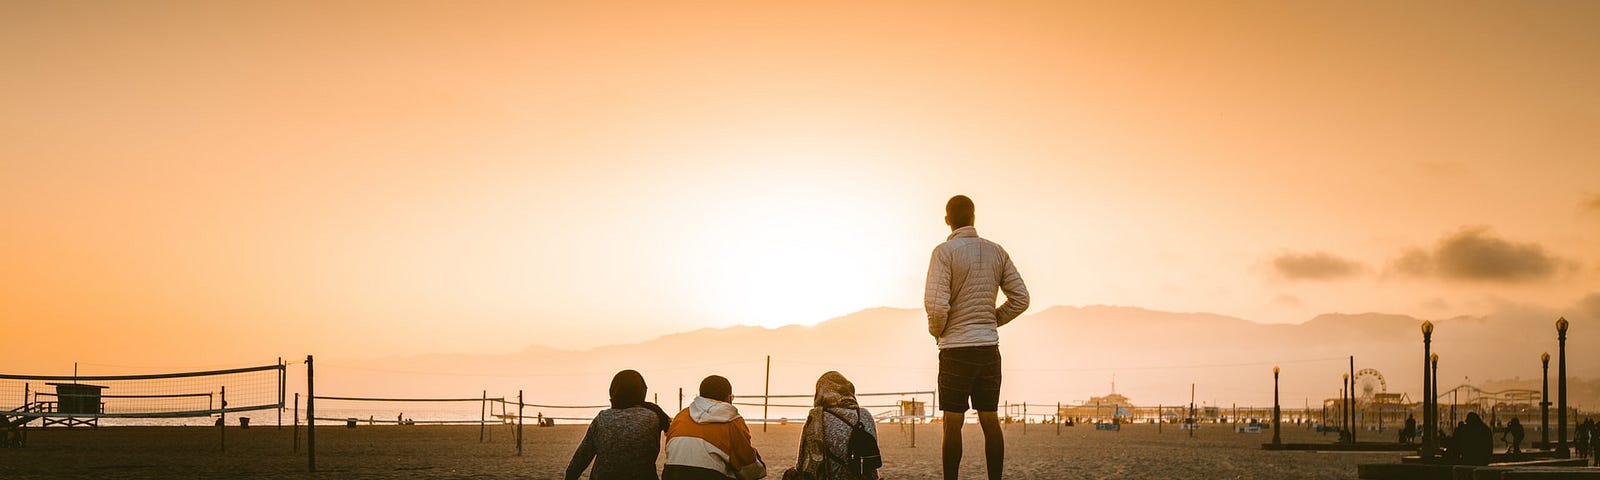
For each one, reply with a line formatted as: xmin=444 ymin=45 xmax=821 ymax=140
xmin=1421 ymin=320 xmax=1435 ymax=457
xmin=1542 ymin=352 xmax=1551 ymax=450
xmin=1431 ymin=354 xmax=1439 ymax=443
xmin=1558 ymin=317 xmax=1570 ymax=458
xmin=1272 ymin=366 xmax=1282 ymax=446
xmin=1343 ymin=373 xmax=1351 ymax=443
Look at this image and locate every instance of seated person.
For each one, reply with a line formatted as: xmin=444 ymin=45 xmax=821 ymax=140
xmin=784 ymin=371 xmax=881 ymax=480
xmin=566 ymin=369 xmax=673 ymax=480
xmin=664 ymin=375 xmax=766 ymax=480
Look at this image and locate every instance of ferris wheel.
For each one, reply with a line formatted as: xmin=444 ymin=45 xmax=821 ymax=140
xmin=1354 ymin=368 xmax=1387 ymax=400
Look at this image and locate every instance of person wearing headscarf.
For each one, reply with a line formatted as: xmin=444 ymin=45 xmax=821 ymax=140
xmin=784 ymin=371 xmax=880 ymax=480
xmin=566 ymin=369 xmax=674 ymax=480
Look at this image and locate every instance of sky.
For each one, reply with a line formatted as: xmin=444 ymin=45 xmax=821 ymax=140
xmin=3 ymin=1 xmax=1599 ymax=371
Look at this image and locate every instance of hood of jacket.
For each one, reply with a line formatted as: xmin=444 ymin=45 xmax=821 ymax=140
xmin=688 ymin=395 xmax=740 ymax=424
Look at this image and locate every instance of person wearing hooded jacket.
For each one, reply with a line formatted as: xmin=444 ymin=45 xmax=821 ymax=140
xmin=664 ymin=375 xmax=767 ymax=480
xmin=785 ymin=371 xmax=880 ymax=480
xmin=566 ymin=369 xmax=674 ymax=480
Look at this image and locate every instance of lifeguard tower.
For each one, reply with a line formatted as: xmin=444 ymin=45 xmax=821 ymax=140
xmin=42 ymin=383 xmax=106 ymax=428
xmin=898 ymin=399 xmax=925 ymax=423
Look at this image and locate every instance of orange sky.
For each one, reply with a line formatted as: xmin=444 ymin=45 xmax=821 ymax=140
xmin=3 ymin=1 xmax=1598 ymax=371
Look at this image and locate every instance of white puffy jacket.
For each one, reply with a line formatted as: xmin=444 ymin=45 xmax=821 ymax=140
xmin=924 ymin=226 xmax=1029 ymax=349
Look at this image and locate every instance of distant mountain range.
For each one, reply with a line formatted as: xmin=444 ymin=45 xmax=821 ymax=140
xmin=320 ymin=305 xmax=1600 ymax=416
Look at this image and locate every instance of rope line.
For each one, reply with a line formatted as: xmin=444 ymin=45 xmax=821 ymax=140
xmin=0 ymin=363 xmax=283 ymax=381
xmin=318 ymin=359 xmax=762 ymax=378
xmin=315 ymin=396 xmax=503 ymax=403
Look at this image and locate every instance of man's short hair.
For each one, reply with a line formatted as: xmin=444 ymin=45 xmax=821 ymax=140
xmin=699 ymin=375 xmax=733 ymax=401
xmin=946 ymin=195 xmax=975 ymax=228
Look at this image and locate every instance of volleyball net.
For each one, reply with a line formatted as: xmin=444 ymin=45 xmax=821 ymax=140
xmin=732 ymin=389 xmax=936 ymax=423
xmin=1 ymin=363 xmax=286 ymax=427
xmin=307 ymin=394 xmax=509 ymax=425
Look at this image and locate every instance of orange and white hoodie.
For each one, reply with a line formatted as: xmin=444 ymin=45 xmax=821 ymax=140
xmin=663 ymin=396 xmax=767 ymax=480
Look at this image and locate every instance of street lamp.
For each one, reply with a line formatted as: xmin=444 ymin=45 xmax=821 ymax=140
xmin=1557 ymin=317 xmax=1570 ymax=458
xmin=1421 ymin=320 xmax=1435 ymax=457
xmin=1431 ymin=353 xmax=1439 ymax=447
xmin=1343 ymin=373 xmax=1351 ymax=443
xmin=1273 ymin=366 xmax=1281 ymax=446
xmin=1541 ymin=352 xmax=1550 ymax=450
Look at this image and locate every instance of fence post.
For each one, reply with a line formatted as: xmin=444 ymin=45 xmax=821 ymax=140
xmin=480 ymin=390 xmax=486 ymax=443
xmin=293 ymin=393 xmax=299 ymax=453
xmin=1056 ymin=402 xmax=1061 ymax=436
xmin=679 ymin=388 xmax=683 ymax=412
xmin=1022 ymin=402 xmax=1027 ymax=435
xmin=307 ymin=355 xmax=315 ymax=473
xmin=910 ymin=396 xmax=916 ymax=449
xmin=517 ymin=390 xmax=524 ymax=456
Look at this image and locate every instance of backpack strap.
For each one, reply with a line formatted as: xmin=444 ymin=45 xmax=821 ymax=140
xmin=819 ymin=408 xmax=869 ymax=480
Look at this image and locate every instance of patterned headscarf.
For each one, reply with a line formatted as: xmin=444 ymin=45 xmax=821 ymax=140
xmin=813 ymin=371 xmax=859 ymax=409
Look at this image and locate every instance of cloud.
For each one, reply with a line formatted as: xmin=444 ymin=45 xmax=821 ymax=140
xmin=1272 ymin=251 xmax=1363 ymax=280
xmin=1392 ymin=227 xmax=1563 ymax=282
xmin=1580 ymin=293 xmax=1600 ymax=320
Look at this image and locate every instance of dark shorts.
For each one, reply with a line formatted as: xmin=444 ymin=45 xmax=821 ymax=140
xmin=938 ymin=345 xmax=1001 ymax=413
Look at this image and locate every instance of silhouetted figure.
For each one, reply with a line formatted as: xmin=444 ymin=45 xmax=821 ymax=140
xmin=664 ymin=375 xmax=766 ymax=480
xmin=1576 ymin=419 xmax=1592 ymax=460
xmin=1401 ymin=415 xmax=1417 ymax=445
xmin=1503 ymin=418 xmax=1524 ymax=454
xmin=566 ymin=370 xmax=673 ymax=480
xmin=1448 ymin=413 xmax=1493 ymax=466
xmin=783 ymin=371 xmax=881 ymax=480
xmin=926 ymin=195 xmax=1029 ymax=480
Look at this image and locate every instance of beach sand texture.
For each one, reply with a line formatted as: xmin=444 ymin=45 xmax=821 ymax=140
xmin=0 ymin=422 xmax=1404 ymax=479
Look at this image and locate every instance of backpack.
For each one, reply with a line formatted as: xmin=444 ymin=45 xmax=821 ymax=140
xmin=821 ymin=408 xmax=882 ymax=478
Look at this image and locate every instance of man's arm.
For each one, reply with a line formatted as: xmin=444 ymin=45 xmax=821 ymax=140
xmin=728 ymin=418 xmax=767 ymax=480
xmin=995 ymin=249 xmax=1029 ymax=327
xmin=923 ymin=246 xmax=952 ymax=338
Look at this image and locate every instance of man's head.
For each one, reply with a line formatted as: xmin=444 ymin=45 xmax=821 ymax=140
xmin=945 ymin=195 xmax=975 ymax=229
xmin=699 ymin=375 xmax=733 ymax=403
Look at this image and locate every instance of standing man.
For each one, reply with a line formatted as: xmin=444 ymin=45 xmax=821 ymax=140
xmin=925 ymin=195 xmax=1029 ymax=480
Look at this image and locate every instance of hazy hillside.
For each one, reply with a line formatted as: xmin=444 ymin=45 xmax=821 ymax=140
xmin=314 ymin=304 xmax=1598 ymax=417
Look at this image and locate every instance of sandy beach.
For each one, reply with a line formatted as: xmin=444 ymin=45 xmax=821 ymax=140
xmin=0 ymin=421 xmax=1405 ymax=479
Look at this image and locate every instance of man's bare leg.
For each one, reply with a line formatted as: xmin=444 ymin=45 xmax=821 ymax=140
xmin=943 ymin=411 xmax=964 ymax=480
xmin=977 ymin=411 xmax=1004 ymax=480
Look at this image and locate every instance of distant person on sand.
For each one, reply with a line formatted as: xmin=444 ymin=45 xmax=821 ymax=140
xmin=1502 ymin=418 xmax=1524 ymax=454
xmin=925 ymin=194 xmax=1030 ymax=480
xmin=566 ymin=370 xmax=674 ymax=480
xmin=664 ymin=375 xmax=766 ymax=480
xmin=782 ymin=371 xmax=881 ymax=480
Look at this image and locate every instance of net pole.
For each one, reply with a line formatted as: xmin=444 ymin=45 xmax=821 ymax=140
xmin=480 ymin=390 xmax=486 ymax=443
xmin=220 ymin=386 xmax=227 ymax=452
xmin=910 ymin=396 xmax=917 ymax=448
xmin=278 ymin=357 xmax=284 ymax=430
xmin=22 ymin=382 xmax=29 ymax=447
xmin=307 ymin=355 xmax=316 ymax=473
xmin=516 ymin=390 xmax=524 ymax=456
xmin=293 ymin=393 xmax=299 ymax=453
xmin=763 ymin=355 xmax=770 ymax=433
xmin=1057 ymin=402 xmax=1061 ymax=436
